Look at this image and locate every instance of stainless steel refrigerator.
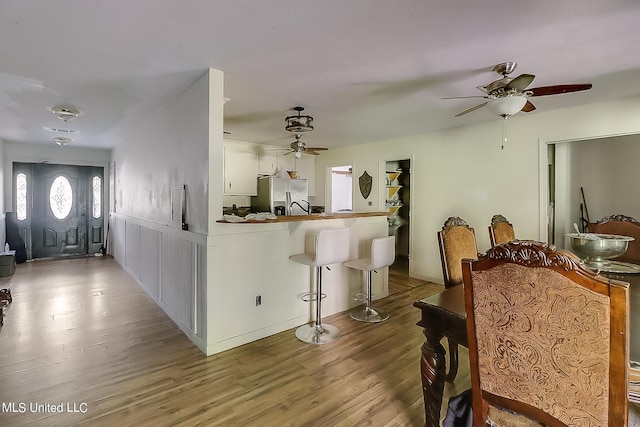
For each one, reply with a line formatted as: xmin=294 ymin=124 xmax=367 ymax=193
xmin=251 ymin=177 xmax=309 ymax=215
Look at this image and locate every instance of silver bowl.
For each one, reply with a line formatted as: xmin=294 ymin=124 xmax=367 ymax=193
xmin=566 ymin=233 xmax=634 ymax=267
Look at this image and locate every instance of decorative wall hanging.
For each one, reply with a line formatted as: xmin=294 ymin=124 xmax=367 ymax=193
xmin=359 ymin=171 xmax=372 ymax=199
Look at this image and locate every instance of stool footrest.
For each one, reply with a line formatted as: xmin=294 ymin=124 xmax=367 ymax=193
xmin=353 ymin=292 xmax=369 ymax=302
xmin=301 ymin=292 xmax=327 ymax=302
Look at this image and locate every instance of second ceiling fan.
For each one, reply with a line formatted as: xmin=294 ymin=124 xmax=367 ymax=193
xmin=442 ymin=62 xmax=593 ymax=118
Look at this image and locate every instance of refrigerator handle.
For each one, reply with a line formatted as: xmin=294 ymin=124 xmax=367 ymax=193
xmin=285 ymin=191 xmax=291 ymax=216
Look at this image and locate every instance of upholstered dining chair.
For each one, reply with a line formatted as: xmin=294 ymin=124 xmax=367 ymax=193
xmin=462 ymin=240 xmax=636 ymax=426
xmin=437 ymin=216 xmax=478 ymax=382
xmin=589 ymin=214 xmax=640 ymax=265
xmin=488 ymin=214 xmax=516 ymax=247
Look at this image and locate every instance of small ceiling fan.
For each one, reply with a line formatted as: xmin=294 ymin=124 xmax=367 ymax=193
xmin=284 ymin=133 xmax=328 ymax=158
xmin=442 ymin=62 xmax=593 ymax=118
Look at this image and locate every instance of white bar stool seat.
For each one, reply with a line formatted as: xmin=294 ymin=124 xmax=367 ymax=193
xmin=290 ymin=228 xmax=350 ymax=344
xmin=343 ymin=236 xmax=395 ymax=323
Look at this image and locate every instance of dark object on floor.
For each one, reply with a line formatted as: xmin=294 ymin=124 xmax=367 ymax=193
xmin=5 ymin=212 xmax=27 ymax=263
xmin=443 ymin=389 xmax=472 ymax=427
xmin=0 ymin=288 xmax=12 ymax=304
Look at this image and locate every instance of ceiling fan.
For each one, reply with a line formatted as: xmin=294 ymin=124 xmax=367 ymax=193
xmin=284 ymin=133 xmax=328 ymax=158
xmin=442 ymin=62 xmax=593 ymax=118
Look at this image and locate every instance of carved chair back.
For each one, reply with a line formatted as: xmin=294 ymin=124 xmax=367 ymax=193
xmin=437 ymin=216 xmax=478 ymax=289
xmin=462 ymin=240 xmax=630 ymax=426
xmin=488 ymin=214 xmax=516 ymax=247
xmin=589 ymin=214 xmax=640 ymax=265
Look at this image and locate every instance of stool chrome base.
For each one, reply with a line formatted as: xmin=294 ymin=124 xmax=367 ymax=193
xmin=350 ymin=306 xmax=389 ymax=323
xmin=295 ymin=323 xmax=340 ymax=345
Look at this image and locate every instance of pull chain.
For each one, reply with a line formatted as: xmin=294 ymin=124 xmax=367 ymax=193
xmin=501 ymin=116 xmax=508 ymax=150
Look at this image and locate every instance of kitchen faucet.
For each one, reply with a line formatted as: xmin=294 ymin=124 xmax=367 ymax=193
xmin=290 ymin=200 xmax=311 ymax=215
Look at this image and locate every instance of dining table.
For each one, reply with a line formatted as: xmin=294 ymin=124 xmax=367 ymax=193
xmin=413 ymin=269 xmax=640 ymax=427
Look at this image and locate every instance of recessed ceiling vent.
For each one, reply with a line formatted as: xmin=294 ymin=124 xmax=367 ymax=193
xmin=44 ymin=126 xmax=79 ymax=134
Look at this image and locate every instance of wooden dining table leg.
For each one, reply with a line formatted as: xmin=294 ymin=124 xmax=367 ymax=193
xmin=419 ymin=328 xmax=447 ymax=427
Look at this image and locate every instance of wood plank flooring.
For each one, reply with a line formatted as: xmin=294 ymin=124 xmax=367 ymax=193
xmin=0 ymin=256 xmax=470 ymax=426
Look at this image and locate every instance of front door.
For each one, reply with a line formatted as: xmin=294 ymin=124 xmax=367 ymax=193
xmin=13 ymin=163 xmax=104 ymax=259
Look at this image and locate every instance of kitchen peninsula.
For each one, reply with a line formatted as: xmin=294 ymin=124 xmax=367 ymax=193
xmin=208 ymin=211 xmax=389 ymax=354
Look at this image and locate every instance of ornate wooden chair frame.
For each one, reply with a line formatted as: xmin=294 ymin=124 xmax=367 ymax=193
xmin=588 ymin=214 xmax=640 ymax=265
xmin=462 ymin=240 xmax=630 ymax=426
xmin=437 ymin=216 xmax=478 ymax=382
xmin=488 ymin=214 xmax=516 ymax=247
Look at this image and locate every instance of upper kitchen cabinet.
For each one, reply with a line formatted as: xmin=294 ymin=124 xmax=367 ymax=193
xmin=296 ymin=155 xmax=316 ymax=196
xmin=258 ymin=147 xmax=279 ymax=175
xmin=224 ymin=140 xmax=259 ymax=195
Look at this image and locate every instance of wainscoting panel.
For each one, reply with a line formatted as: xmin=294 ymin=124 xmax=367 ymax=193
xmin=110 ymin=212 xmax=207 ymax=352
xmin=139 ymin=227 xmax=160 ymax=299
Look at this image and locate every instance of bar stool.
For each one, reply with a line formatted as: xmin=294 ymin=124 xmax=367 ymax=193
xmin=290 ymin=227 xmax=350 ymax=345
xmin=343 ymin=235 xmax=395 ymax=323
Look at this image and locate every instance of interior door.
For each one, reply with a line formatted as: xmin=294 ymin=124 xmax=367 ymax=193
xmin=13 ymin=163 xmax=104 ymax=259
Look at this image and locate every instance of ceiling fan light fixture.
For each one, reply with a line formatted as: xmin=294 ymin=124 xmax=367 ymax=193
xmin=486 ymin=95 xmax=527 ymax=118
xmin=285 ymin=106 xmax=314 ymax=133
xmin=51 ymin=106 xmax=80 ymax=122
xmin=53 ymin=136 xmax=72 ymax=146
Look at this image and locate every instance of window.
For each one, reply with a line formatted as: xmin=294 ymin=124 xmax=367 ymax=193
xmin=50 ymin=176 xmax=73 ymax=219
xmin=16 ymin=173 xmax=27 ymax=220
xmin=92 ymin=176 xmax=102 ymax=219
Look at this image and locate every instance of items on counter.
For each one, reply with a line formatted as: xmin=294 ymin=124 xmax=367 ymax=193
xmin=223 ymin=212 xmax=278 ymax=223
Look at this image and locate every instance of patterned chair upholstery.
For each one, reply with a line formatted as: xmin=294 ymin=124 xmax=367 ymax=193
xmin=462 ymin=240 xmax=633 ymax=426
xmin=488 ymin=214 xmax=516 ymax=247
xmin=437 ymin=216 xmax=478 ymax=382
xmin=589 ymin=214 xmax=640 ymax=265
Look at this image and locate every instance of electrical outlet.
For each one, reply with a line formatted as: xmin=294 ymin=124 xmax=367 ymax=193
xmin=255 ymin=295 xmax=262 ymax=306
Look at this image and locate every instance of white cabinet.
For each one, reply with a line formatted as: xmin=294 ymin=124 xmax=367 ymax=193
xmin=258 ymin=150 xmax=279 ymax=175
xmin=278 ymin=152 xmax=296 ymax=175
xmin=296 ymin=155 xmax=316 ymax=196
xmin=224 ymin=140 xmax=259 ymax=195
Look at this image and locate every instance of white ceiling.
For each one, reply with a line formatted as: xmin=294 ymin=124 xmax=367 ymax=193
xmin=1 ymin=0 xmax=639 ymax=150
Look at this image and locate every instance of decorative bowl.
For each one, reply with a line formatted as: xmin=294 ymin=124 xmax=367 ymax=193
xmin=287 ymin=171 xmax=298 ymax=179
xmin=566 ymin=233 xmax=634 ymax=267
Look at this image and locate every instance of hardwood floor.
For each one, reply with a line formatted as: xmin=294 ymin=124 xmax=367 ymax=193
xmin=0 ymin=256 xmax=469 ymax=426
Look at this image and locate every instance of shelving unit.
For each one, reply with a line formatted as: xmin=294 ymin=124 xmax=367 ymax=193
xmin=384 ymin=161 xmax=411 ymax=266
xmin=385 ymin=170 xmax=403 ymax=233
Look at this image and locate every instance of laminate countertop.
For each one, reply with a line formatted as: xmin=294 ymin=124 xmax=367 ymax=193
xmin=217 ymin=211 xmax=388 ymax=223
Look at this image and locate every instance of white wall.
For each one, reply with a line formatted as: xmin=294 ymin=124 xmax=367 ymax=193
xmin=111 ymin=71 xmax=211 ymax=235
xmin=569 ymin=134 xmax=640 ymax=223
xmin=313 ymin=96 xmax=640 ymax=283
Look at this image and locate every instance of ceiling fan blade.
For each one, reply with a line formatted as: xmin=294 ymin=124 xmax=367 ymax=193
xmin=521 ymin=100 xmax=536 ymax=113
xmin=440 ymin=95 xmax=489 ymax=100
xmin=527 ymin=83 xmax=592 ymax=97
xmin=454 ymin=101 xmax=488 ymax=117
xmin=305 ymin=151 xmax=320 ymax=155
xmin=505 ymin=74 xmax=535 ymax=92
xmin=305 ymin=147 xmax=328 ymax=151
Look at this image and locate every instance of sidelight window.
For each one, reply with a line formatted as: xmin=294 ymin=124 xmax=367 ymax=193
xmin=92 ymin=176 xmax=101 ymax=219
xmin=16 ymin=173 xmax=27 ymax=220
xmin=50 ymin=176 xmax=73 ymax=219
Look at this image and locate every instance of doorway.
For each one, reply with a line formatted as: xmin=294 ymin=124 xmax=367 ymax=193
xmin=12 ymin=162 xmax=105 ymax=259
xmin=331 ymin=165 xmax=353 ymax=212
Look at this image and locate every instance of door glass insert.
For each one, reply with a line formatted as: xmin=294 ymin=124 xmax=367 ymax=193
xmin=16 ymin=172 xmax=27 ymax=220
xmin=92 ymin=176 xmax=102 ymax=219
xmin=50 ymin=176 xmax=73 ymax=219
